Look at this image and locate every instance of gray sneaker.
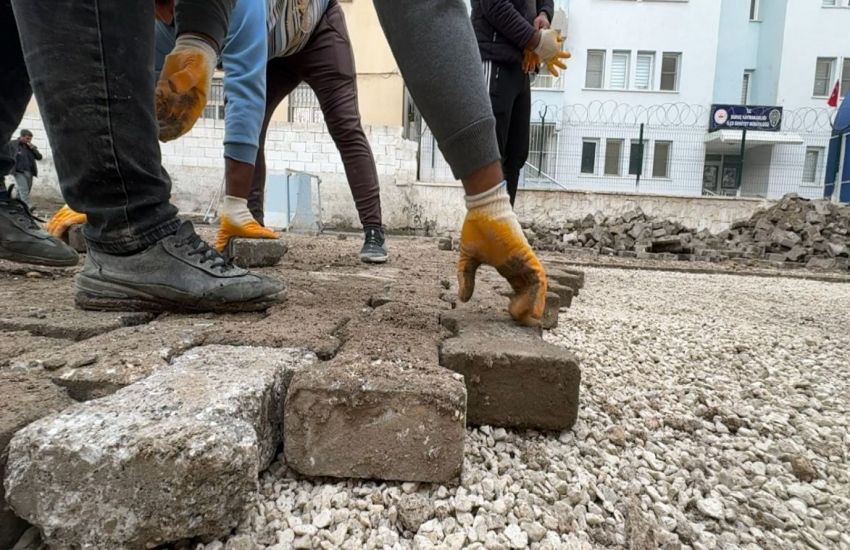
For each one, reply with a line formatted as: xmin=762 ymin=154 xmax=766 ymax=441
xmin=359 ymin=226 xmax=388 ymax=264
xmin=75 ymin=221 xmax=285 ymax=312
xmin=0 ymin=189 xmax=78 ymax=267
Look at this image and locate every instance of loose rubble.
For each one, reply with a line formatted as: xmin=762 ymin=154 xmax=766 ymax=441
xmin=529 ymin=194 xmax=850 ymax=271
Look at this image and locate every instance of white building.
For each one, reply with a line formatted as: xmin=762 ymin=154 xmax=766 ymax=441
xmin=517 ymin=0 xmax=850 ymax=199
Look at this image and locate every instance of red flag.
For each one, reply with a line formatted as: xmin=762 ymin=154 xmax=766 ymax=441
xmin=827 ymin=80 xmax=840 ymax=107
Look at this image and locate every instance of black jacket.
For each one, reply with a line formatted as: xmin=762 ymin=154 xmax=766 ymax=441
xmin=472 ymin=0 xmax=554 ymax=66
xmin=9 ymin=140 xmax=42 ymax=177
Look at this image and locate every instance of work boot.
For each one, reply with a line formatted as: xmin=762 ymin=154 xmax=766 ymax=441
xmin=0 ymin=188 xmax=79 ymax=267
xmin=75 ymin=221 xmax=285 ymax=312
xmin=360 ymin=226 xmax=388 ymax=264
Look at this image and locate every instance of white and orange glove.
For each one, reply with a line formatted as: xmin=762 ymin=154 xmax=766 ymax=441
xmin=214 ymin=196 xmax=277 ymax=252
xmin=47 ymin=205 xmax=87 ymax=238
xmin=156 ymin=34 xmax=218 ymax=142
xmin=526 ymin=30 xmax=571 ymax=77
xmin=457 ymin=183 xmax=547 ymax=326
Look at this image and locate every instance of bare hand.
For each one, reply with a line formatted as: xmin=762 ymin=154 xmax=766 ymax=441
xmin=533 ymin=13 xmax=550 ymax=30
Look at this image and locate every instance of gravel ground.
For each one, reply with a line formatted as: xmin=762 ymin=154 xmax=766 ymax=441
xmin=200 ymin=267 xmax=850 ymax=550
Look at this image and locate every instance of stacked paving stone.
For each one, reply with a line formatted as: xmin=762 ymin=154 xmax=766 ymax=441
xmin=528 ymin=194 xmax=850 ymax=270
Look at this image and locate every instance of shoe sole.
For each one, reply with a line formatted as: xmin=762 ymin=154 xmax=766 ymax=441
xmin=0 ymin=249 xmax=79 ymax=267
xmin=74 ymin=277 xmax=285 ymax=313
xmin=360 ymin=254 xmax=389 ymax=264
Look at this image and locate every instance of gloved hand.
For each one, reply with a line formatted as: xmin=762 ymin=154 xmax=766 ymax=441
xmin=47 ymin=205 xmax=87 ymax=238
xmin=544 ymin=50 xmax=571 ymax=77
xmin=533 ymin=29 xmax=564 ymax=61
xmin=156 ymin=34 xmax=218 ymax=142
xmin=522 ymin=49 xmax=541 ymax=74
xmin=457 ymin=183 xmax=548 ymax=326
xmin=214 ymin=196 xmax=277 ymax=252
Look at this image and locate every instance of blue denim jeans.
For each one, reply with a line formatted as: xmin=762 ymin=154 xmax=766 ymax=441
xmin=4 ymin=0 xmax=181 ymax=253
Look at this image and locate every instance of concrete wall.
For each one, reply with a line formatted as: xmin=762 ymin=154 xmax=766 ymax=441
xmin=713 ymin=0 xmax=762 ymax=105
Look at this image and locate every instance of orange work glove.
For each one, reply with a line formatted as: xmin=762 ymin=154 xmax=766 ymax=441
xmin=457 ymin=183 xmax=547 ymax=326
xmin=545 ymin=50 xmax=571 ymax=77
xmin=214 ymin=196 xmax=277 ymax=252
xmin=522 ymin=49 xmax=541 ymax=74
xmin=47 ymin=205 xmax=87 ymax=238
xmin=156 ymin=34 xmax=217 ymax=142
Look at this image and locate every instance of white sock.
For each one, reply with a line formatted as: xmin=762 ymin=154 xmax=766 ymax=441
xmin=222 ymin=195 xmax=255 ymax=226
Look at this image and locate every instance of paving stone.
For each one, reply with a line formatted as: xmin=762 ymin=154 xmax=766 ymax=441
xmin=0 ymin=332 xmax=68 ymax=368
xmin=437 ymin=237 xmax=453 ymax=251
xmin=227 ymin=238 xmax=288 ymax=268
xmin=0 ymin=372 xmax=75 ymax=550
xmin=547 ymin=282 xmax=574 ymax=308
xmin=66 ymin=225 xmax=87 ymax=253
xmin=807 ymin=257 xmax=837 ymax=270
xmin=284 ymin=362 xmax=466 ymax=483
xmin=4 ymin=345 xmax=315 ymax=550
xmin=439 ymin=309 xmax=581 ymax=431
xmin=11 ymin=318 xmax=214 ymax=401
xmin=541 ymin=291 xmax=560 ymax=330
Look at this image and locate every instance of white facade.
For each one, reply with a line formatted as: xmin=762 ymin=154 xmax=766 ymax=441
xmin=518 ymin=0 xmax=850 ymax=200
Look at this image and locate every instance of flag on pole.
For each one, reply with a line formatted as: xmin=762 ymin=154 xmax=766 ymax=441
xmin=827 ymin=80 xmax=840 ymax=108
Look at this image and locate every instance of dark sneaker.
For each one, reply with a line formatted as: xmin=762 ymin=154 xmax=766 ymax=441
xmin=360 ymin=226 xmax=388 ymax=264
xmin=0 ymin=188 xmax=78 ymax=267
xmin=75 ymin=221 xmax=285 ymax=312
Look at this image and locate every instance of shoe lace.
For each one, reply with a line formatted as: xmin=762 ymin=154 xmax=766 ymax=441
xmin=0 ymin=185 xmax=42 ymax=229
xmin=364 ymin=228 xmax=382 ymax=248
xmin=176 ymin=230 xmax=233 ymax=272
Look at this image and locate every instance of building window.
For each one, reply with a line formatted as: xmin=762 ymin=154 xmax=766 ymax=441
xmin=741 ymin=71 xmax=753 ymax=104
xmin=635 ymin=52 xmax=655 ymax=90
xmin=581 ymin=139 xmax=599 ymax=174
xmin=652 ymin=141 xmax=672 ymax=178
xmin=604 ymin=139 xmax=624 ymax=176
xmin=287 ymin=83 xmax=324 ymax=123
xmin=527 ymin=123 xmax=558 ymax=178
xmin=202 ymin=77 xmax=225 ymax=120
xmin=813 ymin=57 xmax=836 ymax=97
xmin=586 ymin=50 xmax=606 ymax=89
xmin=842 ymin=59 xmax=850 ymax=98
xmin=610 ymin=51 xmax=630 ymax=90
xmin=749 ymin=0 xmax=760 ymax=20
xmin=660 ymin=53 xmax=681 ymax=91
xmin=803 ymin=147 xmax=824 ymax=184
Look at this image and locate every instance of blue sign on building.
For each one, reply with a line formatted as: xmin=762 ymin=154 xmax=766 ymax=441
xmin=709 ymin=105 xmax=783 ymax=132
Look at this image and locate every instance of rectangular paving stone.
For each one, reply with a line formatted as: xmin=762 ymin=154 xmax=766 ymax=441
xmin=541 ymin=291 xmax=560 ymax=330
xmin=439 ymin=312 xmax=580 ymax=431
xmin=227 ymin=238 xmax=287 ymax=268
xmin=4 ymin=345 xmax=315 ymax=550
xmin=284 ymin=362 xmax=467 ymax=483
xmin=1 ymin=372 xmax=75 ymax=550
xmin=547 ymin=271 xmax=582 ymax=296
xmin=547 ymin=282 xmax=574 ymax=308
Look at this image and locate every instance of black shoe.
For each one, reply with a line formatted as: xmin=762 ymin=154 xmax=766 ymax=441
xmin=75 ymin=221 xmax=285 ymax=312
xmin=0 ymin=187 xmax=79 ymax=267
xmin=360 ymin=226 xmax=388 ymax=264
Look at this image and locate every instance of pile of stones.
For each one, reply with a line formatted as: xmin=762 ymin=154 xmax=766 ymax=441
xmin=529 ymin=194 xmax=850 ymax=270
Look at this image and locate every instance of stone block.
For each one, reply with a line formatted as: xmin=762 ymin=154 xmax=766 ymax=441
xmin=4 ymin=345 xmax=315 ymax=550
xmin=439 ymin=315 xmax=581 ymax=431
xmin=547 ymin=282 xmax=573 ymax=308
xmin=437 ymin=237 xmax=453 ymax=251
xmin=284 ymin=362 xmax=466 ymax=483
xmin=807 ymin=257 xmax=837 ymax=270
xmin=66 ymin=225 xmax=87 ymax=253
xmin=547 ymin=270 xmax=582 ymax=295
xmin=1 ymin=372 xmax=75 ymax=550
xmin=226 ymin=238 xmax=287 ymax=268
xmin=541 ymin=292 xmax=560 ymax=330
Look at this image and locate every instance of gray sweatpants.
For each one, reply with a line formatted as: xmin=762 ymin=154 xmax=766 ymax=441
xmin=373 ymin=0 xmax=500 ymax=181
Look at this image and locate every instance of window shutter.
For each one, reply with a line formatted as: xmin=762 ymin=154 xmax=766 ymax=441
xmin=586 ymin=51 xmax=605 ymax=88
xmin=635 ymin=54 xmax=653 ymax=90
xmin=814 ymin=58 xmax=833 ymax=96
xmin=610 ymin=52 xmax=629 ymax=89
xmin=842 ymin=59 xmax=850 ymax=98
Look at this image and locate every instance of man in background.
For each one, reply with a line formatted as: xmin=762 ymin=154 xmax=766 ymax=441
xmin=472 ymin=0 xmax=569 ymax=207
xmin=8 ymin=129 xmax=42 ymax=207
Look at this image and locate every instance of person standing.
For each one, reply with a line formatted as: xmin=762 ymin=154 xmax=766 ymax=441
xmin=8 ymin=129 xmax=42 ymax=206
xmin=471 ymin=0 xmax=568 ymax=206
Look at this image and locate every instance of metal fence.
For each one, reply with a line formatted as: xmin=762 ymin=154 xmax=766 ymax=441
xmin=287 ymin=83 xmax=324 ymax=124
xmin=418 ymin=100 xmax=839 ymax=200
